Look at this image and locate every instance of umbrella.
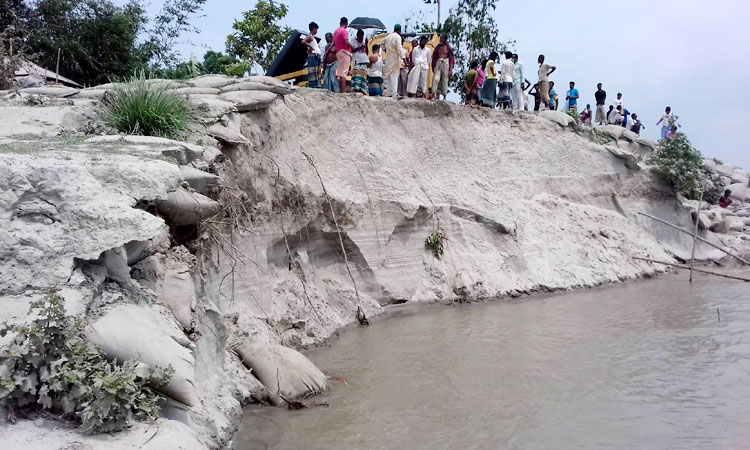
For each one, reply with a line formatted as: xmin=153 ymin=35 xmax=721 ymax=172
xmin=349 ymin=17 xmax=386 ymax=30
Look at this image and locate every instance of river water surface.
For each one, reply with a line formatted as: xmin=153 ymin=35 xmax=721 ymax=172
xmin=234 ymin=273 xmax=750 ymax=449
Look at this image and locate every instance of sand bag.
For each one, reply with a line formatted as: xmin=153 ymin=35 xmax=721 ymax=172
xmin=538 ymin=110 xmax=575 ymax=128
xmin=219 ymin=90 xmax=278 ymax=112
xmin=155 ymin=190 xmax=220 ymax=226
xmin=595 ymin=124 xmax=624 ymax=141
xmin=20 ymin=87 xmax=79 ymax=97
xmin=206 ymin=123 xmax=250 ymax=145
xmin=74 ymin=89 xmax=108 ymax=99
xmin=235 ymin=343 xmax=327 ymax=406
xmin=87 ymin=304 xmax=200 ymax=408
xmin=190 ymin=94 xmax=238 ymax=120
xmin=187 ymin=74 xmax=239 ymax=90
xmin=243 ymin=75 xmax=296 ymax=95
xmin=160 ymin=264 xmax=196 ymax=330
xmin=728 ymin=183 xmax=750 ymax=202
xmin=180 ymin=166 xmax=219 ymax=194
xmin=220 ymin=81 xmax=276 ymax=94
xmin=174 ymin=87 xmax=221 ymax=95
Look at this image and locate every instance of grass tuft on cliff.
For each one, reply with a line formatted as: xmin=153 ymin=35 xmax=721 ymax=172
xmin=102 ymin=74 xmax=194 ymax=140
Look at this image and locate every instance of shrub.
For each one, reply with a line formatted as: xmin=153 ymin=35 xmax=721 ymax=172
xmin=566 ymin=109 xmax=580 ymax=123
xmin=649 ymin=132 xmax=712 ymax=200
xmin=702 ymin=167 xmax=724 ymax=205
xmin=425 ymin=231 xmax=445 ymax=259
xmin=0 ymin=288 xmax=173 ymax=434
xmin=102 ymin=74 xmax=194 ymax=139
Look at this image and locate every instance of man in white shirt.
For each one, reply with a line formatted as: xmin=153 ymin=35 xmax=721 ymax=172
xmin=407 ymin=35 xmax=431 ymax=97
xmin=382 ymin=24 xmax=406 ymax=98
xmin=537 ymin=54 xmax=556 ymax=111
xmin=499 ymin=51 xmax=515 ymax=109
xmin=614 ymin=92 xmax=624 ymax=110
xmin=511 ymin=53 xmax=529 ymax=111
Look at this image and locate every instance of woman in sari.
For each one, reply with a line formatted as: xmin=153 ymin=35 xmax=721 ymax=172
xmin=349 ymin=30 xmax=369 ymax=95
xmin=479 ymin=52 xmax=499 ymax=108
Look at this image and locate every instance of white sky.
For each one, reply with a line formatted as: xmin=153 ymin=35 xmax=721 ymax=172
xmin=135 ymin=0 xmax=750 ymax=169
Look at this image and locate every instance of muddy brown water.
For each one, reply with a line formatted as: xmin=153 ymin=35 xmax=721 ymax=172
xmin=233 ymin=273 xmax=750 ymax=449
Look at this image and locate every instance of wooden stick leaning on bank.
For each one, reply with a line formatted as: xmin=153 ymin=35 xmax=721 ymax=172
xmin=638 ymin=212 xmax=750 ymax=266
xmin=689 ymin=174 xmax=707 ymax=282
xmin=633 ymin=257 xmax=750 ymax=282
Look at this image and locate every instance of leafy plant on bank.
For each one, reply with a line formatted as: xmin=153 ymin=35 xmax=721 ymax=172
xmin=0 ymin=288 xmax=173 ymax=434
xmin=102 ymin=73 xmax=194 ymax=139
xmin=701 ymin=167 xmax=724 ymax=205
xmin=649 ymin=132 xmax=711 ymax=201
xmin=425 ymin=231 xmax=446 ymax=259
xmin=566 ymin=109 xmax=580 ymax=123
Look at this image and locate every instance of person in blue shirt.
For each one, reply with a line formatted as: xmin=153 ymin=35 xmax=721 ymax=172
xmin=549 ymin=81 xmax=557 ymax=110
xmin=566 ymin=81 xmax=579 ymax=112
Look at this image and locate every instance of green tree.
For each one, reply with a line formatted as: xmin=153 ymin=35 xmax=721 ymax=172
xmin=402 ymin=9 xmax=435 ymax=33
xmin=441 ymin=0 xmax=514 ymax=97
xmin=26 ymin=0 xmax=147 ymax=86
xmin=140 ymin=0 xmax=207 ymax=69
xmin=201 ymin=50 xmax=236 ymax=74
xmin=225 ymin=0 xmax=292 ymax=74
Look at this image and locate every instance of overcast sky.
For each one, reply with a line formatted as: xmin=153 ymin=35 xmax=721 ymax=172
xmin=136 ymin=0 xmax=749 ymax=169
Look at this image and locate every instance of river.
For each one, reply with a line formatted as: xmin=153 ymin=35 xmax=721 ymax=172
xmin=233 ymin=273 xmax=750 ymax=449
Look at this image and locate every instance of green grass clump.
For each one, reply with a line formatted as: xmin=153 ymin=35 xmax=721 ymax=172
xmin=102 ymin=75 xmax=194 ymax=140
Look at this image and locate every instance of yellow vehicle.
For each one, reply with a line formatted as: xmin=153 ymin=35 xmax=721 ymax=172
xmin=267 ymin=29 xmax=440 ymax=92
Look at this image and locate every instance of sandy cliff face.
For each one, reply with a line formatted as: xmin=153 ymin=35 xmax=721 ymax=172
xmin=0 ymin=82 xmax=737 ymax=449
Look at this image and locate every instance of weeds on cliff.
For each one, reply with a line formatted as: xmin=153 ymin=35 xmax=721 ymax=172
xmin=566 ymin=109 xmax=581 ymax=123
xmin=102 ymin=73 xmax=194 ymax=140
xmin=649 ymin=132 xmax=709 ymax=200
xmin=0 ymin=288 xmax=173 ymax=434
xmin=425 ymin=231 xmax=446 ymax=260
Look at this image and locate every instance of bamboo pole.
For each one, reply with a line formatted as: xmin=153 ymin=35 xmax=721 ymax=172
xmin=638 ymin=212 xmax=750 ymax=266
xmin=634 ymin=257 xmax=750 ymax=282
xmin=55 ymin=48 xmax=61 ymax=85
xmin=689 ymin=174 xmax=707 ymax=282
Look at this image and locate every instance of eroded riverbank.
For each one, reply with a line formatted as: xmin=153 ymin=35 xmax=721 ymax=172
xmin=234 ymin=271 xmax=750 ymax=450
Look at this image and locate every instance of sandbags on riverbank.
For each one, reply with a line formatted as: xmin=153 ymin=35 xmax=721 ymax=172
xmin=235 ymin=343 xmax=327 ymax=407
xmin=87 ymin=304 xmax=200 ymax=408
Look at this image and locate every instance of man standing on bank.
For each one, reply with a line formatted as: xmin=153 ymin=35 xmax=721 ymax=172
xmin=302 ymin=22 xmax=322 ymax=88
xmin=382 ymin=24 xmax=406 ymax=98
xmin=333 ymin=17 xmax=353 ymax=93
xmin=566 ymin=81 xmax=579 ymax=112
xmin=594 ymin=83 xmax=606 ymax=125
xmin=432 ymin=34 xmax=455 ymax=101
xmin=407 ymin=35 xmax=432 ymax=98
xmin=537 ymin=54 xmax=556 ymax=110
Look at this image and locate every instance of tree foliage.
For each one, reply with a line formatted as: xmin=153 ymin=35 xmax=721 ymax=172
xmin=441 ymin=0 xmax=514 ymax=96
xmin=225 ymin=0 xmax=292 ymax=75
xmin=0 ymin=288 xmax=173 ymax=434
xmin=140 ymin=0 xmax=207 ymax=69
xmin=0 ymin=0 xmax=207 ymax=86
xmin=25 ymin=0 xmax=148 ymax=86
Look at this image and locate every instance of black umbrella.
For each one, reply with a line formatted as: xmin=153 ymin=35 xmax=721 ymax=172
xmin=349 ymin=17 xmax=386 ymax=30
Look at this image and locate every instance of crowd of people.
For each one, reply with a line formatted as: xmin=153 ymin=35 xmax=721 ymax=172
xmin=302 ymin=18 xmax=679 ymax=138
